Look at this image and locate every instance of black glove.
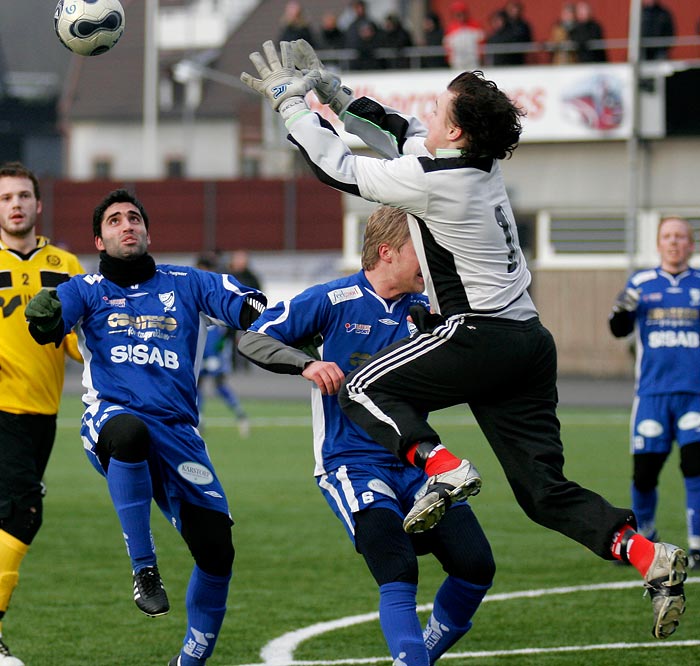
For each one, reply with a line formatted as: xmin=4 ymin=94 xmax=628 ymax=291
xmin=25 ymin=288 xmax=64 ymax=346
xmin=409 ymin=304 xmax=445 ymax=334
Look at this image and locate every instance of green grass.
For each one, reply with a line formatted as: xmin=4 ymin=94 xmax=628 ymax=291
xmin=7 ymin=397 xmax=700 ymax=665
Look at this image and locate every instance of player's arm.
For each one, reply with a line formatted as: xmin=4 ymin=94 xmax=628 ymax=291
xmin=609 ymin=286 xmax=640 ymax=338
xmin=25 ymin=288 xmax=65 ymax=347
xmin=290 ymin=39 xmax=427 ymax=158
xmin=238 ymin=330 xmax=344 ymax=395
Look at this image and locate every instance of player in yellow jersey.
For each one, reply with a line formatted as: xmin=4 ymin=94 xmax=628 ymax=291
xmin=0 ymin=162 xmax=83 ymax=666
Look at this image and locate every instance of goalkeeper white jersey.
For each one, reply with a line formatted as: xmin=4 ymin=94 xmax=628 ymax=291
xmin=56 ymin=264 xmax=263 ymax=426
xmin=287 ymin=99 xmax=537 ymax=320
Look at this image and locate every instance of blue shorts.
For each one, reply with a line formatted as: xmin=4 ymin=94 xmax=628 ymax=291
xmin=317 ymin=463 xmax=429 ymax=544
xmin=80 ymin=401 xmax=230 ymax=529
xmin=631 ymin=393 xmax=700 ymax=455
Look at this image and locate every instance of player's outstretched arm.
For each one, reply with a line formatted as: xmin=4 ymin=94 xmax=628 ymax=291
xmin=240 ymin=40 xmax=320 ymax=120
xmin=25 ymin=288 xmax=65 ymax=347
xmin=291 ymin=39 xmax=355 ymax=117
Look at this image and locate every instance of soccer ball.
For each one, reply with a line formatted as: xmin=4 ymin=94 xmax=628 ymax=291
xmin=54 ymin=0 xmax=125 ymax=57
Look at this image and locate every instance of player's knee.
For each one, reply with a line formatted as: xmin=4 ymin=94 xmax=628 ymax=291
xmin=2 ymin=499 xmax=43 ymax=545
xmin=355 ymin=508 xmax=418 ymax=586
xmin=95 ymin=414 xmax=151 ymax=468
xmin=680 ymin=441 xmax=700 ymax=478
xmin=633 ymin=453 xmax=667 ymax=492
xmin=180 ymin=503 xmax=234 ymax=576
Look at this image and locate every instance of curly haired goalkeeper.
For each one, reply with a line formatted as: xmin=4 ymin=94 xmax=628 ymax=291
xmin=240 ymin=38 xmax=688 ymax=641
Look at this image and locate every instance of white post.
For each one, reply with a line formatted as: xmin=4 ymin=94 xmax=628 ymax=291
xmin=142 ymin=0 xmax=159 ymax=177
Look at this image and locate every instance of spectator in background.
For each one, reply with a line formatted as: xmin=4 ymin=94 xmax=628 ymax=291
xmin=278 ymin=0 xmax=315 ymax=45
xmin=351 ymin=21 xmax=383 ymax=71
xmin=641 ymin=0 xmax=675 ymax=61
xmin=443 ymin=1 xmax=484 ymax=70
xmin=569 ymin=1 xmax=607 ymax=62
xmin=379 ymin=13 xmax=413 ymax=69
xmin=502 ymin=1 xmax=532 ymax=64
xmin=420 ymin=11 xmax=448 ymax=68
xmin=317 ymin=11 xmax=345 ymax=52
xmin=549 ymin=3 xmax=578 ymax=64
xmin=485 ymin=10 xmax=512 ymax=66
xmin=343 ymin=1 xmax=377 ymax=50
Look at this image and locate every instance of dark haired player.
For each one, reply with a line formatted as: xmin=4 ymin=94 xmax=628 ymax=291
xmin=25 ymin=189 xmax=266 ymax=666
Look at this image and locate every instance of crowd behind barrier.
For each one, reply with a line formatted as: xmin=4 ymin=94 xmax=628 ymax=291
xmin=273 ymin=0 xmax=699 ymax=70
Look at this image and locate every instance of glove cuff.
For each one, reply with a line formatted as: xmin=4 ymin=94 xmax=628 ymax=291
xmin=328 ymin=86 xmax=355 ymax=117
xmin=279 ymin=96 xmax=309 ymax=121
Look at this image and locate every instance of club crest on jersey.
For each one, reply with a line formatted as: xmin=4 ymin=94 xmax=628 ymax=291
xmin=159 ymin=290 xmax=176 ymax=311
xmin=327 ymin=285 xmax=363 ymax=305
xmin=345 ymin=322 xmax=371 ymax=335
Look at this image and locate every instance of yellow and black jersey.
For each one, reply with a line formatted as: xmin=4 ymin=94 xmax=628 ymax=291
xmin=0 ymin=236 xmax=84 ymax=415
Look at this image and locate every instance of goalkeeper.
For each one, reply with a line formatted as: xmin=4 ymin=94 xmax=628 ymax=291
xmin=25 ymin=188 xmax=266 ymax=666
xmin=240 ymin=39 xmax=688 ymax=641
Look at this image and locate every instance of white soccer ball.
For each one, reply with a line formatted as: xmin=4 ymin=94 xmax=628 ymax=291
xmin=54 ymin=0 xmax=125 ymax=57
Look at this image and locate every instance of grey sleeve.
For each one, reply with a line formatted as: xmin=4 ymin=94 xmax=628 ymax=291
xmin=237 ymin=330 xmax=316 ymax=375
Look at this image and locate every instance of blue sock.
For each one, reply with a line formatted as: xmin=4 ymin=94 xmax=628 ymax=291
xmin=106 ymin=459 xmax=155 ymax=570
xmin=684 ymin=475 xmax=700 ymax=549
xmin=631 ymin=482 xmax=657 ymax=538
xmin=424 ymin=577 xmax=490 ymax=665
xmin=178 ymin=565 xmax=231 ymax=665
xmin=378 ymin=582 xmax=429 ymax=666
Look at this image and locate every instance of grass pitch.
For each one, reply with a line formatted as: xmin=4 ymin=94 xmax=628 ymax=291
xmin=8 ymin=396 xmax=699 ymax=665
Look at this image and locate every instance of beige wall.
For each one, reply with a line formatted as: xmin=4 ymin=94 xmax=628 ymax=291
xmin=531 ymin=268 xmax=635 ymax=377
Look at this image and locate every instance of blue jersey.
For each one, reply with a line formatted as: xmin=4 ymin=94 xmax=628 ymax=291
xmin=625 ymin=267 xmax=700 ymax=396
xmin=248 ymin=270 xmax=429 ymax=474
xmin=57 ymin=264 xmax=263 ymax=425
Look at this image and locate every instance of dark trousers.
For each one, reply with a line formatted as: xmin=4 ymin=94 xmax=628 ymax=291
xmin=340 ymin=316 xmax=634 ymax=559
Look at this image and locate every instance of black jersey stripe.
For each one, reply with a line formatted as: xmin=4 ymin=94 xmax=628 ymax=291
xmin=40 ymin=271 xmax=71 ymax=288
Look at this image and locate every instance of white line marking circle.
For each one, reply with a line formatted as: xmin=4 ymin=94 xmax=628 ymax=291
xmin=233 ymin=577 xmax=700 ymax=666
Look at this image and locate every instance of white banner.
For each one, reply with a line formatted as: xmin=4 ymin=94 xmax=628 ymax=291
xmin=308 ymin=63 xmax=633 ymax=144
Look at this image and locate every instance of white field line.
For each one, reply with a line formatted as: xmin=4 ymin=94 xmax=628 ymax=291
xmin=236 ymin=578 xmax=700 ymax=666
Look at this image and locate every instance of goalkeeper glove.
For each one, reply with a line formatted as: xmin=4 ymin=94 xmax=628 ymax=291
xmin=291 ymin=39 xmax=355 ymax=117
xmin=25 ymin=288 xmax=64 ymax=347
xmin=240 ymin=40 xmax=320 ymax=120
xmin=612 ymin=287 xmax=640 ymax=314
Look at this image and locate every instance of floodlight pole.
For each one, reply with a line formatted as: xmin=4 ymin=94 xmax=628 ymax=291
xmin=625 ymin=0 xmax=642 ymax=268
xmin=143 ymin=0 xmax=159 ymax=177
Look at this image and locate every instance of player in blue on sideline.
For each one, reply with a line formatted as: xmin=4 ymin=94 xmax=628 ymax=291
xmin=610 ymin=216 xmax=700 ymax=569
xmin=239 ymin=206 xmax=495 ymax=666
xmin=24 ymin=189 xmax=266 ymax=666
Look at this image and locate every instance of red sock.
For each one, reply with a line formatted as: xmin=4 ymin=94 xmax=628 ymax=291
xmin=405 ymin=443 xmax=462 ymax=476
xmin=626 ymin=534 xmax=656 ymax=576
xmin=611 ymin=527 xmax=656 ymax=576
